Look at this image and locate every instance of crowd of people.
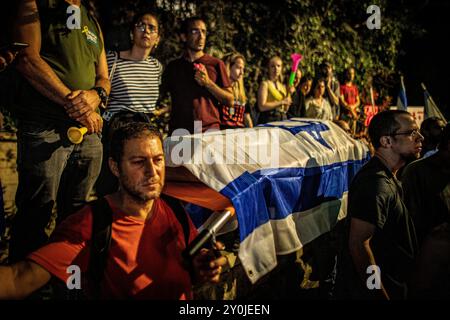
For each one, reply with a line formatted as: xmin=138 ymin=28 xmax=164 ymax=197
xmin=0 ymin=0 xmax=448 ymax=300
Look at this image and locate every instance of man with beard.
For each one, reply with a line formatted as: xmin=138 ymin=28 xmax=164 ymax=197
xmin=160 ymin=17 xmax=233 ymax=134
xmin=0 ymin=123 xmax=226 ymax=299
xmin=341 ymin=110 xmax=423 ymax=300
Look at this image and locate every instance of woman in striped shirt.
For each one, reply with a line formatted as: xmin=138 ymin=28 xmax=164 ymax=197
xmin=97 ymin=11 xmax=164 ymax=197
xmin=103 ymin=11 xmax=164 ymax=123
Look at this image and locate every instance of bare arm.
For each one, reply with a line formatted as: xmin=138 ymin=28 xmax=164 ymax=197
xmin=244 ymin=113 xmax=253 ymax=128
xmin=64 ymin=25 xmax=110 ymax=133
xmin=326 ymin=79 xmax=339 ymax=106
xmin=94 ymin=46 xmax=111 ymax=95
xmin=0 ymin=260 xmax=51 ymax=300
xmin=339 ymin=93 xmax=351 ymax=112
xmin=14 ymin=0 xmax=72 ymax=106
xmin=349 ymin=217 xmax=390 ymax=299
xmin=257 ymin=81 xmax=291 ymax=112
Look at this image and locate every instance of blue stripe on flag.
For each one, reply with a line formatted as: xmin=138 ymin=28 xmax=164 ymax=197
xmin=219 ymin=157 xmax=369 ymax=242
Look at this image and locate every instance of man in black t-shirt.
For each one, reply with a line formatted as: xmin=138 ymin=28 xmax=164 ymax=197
xmin=344 ymin=110 xmax=423 ymax=300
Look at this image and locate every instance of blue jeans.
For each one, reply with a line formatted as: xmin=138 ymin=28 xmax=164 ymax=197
xmin=9 ymin=121 xmax=102 ymax=262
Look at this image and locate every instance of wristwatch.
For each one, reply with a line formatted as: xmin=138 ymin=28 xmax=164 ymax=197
xmin=92 ymin=86 xmax=108 ymax=109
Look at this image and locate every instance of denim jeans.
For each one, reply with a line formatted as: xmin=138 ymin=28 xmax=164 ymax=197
xmin=9 ymin=121 xmax=102 ymax=262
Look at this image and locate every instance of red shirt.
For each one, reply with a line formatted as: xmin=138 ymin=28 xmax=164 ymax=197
xmin=220 ymin=99 xmax=247 ymax=128
xmin=161 ymin=54 xmax=232 ymax=134
xmin=340 ymin=83 xmax=359 ymax=106
xmin=28 ymin=196 xmax=198 ymax=299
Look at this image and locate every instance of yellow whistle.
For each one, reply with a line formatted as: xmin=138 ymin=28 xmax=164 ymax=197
xmin=67 ymin=127 xmax=88 ymax=144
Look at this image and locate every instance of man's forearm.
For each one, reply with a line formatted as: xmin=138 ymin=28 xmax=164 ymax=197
xmin=205 ymin=82 xmax=234 ymax=107
xmin=259 ymin=100 xmax=283 ymax=112
xmin=350 ymin=243 xmax=389 ymax=299
xmin=0 ymin=261 xmax=51 ymax=300
xmin=94 ymin=76 xmax=111 ymax=95
xmin=16 ymin=54 xmax=71 ymax=106
xmin=0 ymin=265 xmax=17 ymax=299
xmin=327 ymin=87 xmax=339 ymax=105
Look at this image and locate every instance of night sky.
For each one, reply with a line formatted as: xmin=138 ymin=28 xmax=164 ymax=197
xmin=398 ymin=0 xmax=450 ymax=118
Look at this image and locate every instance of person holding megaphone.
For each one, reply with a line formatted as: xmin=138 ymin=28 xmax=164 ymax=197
xmin=257 ymin=55 xmax=292 ymax=124
xmin=9 ymin=0 xmax=109 ymax=263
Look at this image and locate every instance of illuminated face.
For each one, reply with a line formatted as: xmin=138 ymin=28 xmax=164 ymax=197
xmin=314 ymin=80 xmax=326 ymax=97
xmin=391 ymin=114 xmax=424 ymax=161
xmin=111 ymin=135 xmax=165 ymax=203
xmin=133 ymin=14 xmax=160 ymax=50
xmin=268 ymin=57 xmax=282 ymax=80
xmin=301 ymin=79 xmax=312 ymax=95
xmin=348 ymin=68 xmax=355 ymax=81
xmin=184 ymin=20 xmax=207 ymax=52
xmin=230 ymin=57 xmax=245 ymax=82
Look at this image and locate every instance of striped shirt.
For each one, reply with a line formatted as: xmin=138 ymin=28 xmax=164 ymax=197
xmin=105 ymin=51 xmax=163 ymax=119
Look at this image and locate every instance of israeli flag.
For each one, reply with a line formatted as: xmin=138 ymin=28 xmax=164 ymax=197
xmin=164 ymin=119 xmax=370 ymax=283
xmin=422 ymin=83 xmax=447 ymax=122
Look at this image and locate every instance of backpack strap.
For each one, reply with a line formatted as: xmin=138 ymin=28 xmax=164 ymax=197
xmin=86 ymin=195 xmax=190 ymax=299
xmin=161 ymin=194 xmax=190 ymax=247
xmin=87 ymin=197 xmax=113 ymax=299
xmin=108 ymin=50 xmax=119 ymax=83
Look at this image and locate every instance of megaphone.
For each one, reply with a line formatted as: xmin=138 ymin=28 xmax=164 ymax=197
xmin=183 ymin=207 xmax=235 ymax=260
xmin=289 ymin=53 xmax=303 ymax=87
xmin=67 ymin=127 xmax=88 ymax=144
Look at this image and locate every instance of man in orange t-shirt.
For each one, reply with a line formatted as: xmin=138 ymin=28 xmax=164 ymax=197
xmin=0 ymin=123 xmax=226 ymax=299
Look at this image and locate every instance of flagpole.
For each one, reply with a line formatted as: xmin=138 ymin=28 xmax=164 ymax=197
xmin=421 ymin=82 xmax=447 ymax=121
xmin=370 ymin=86 xmax=375 ymax=113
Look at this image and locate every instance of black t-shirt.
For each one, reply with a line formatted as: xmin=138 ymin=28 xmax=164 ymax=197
xmin=343 ymin=156 xmax=418 ymax=299
xmin=401 ymin=154 xmax=450 ymax=245
xmin=287 ymin=89 xmax=306 ymax=118
xmin=14 ymin=0 xmax=102 ymax=127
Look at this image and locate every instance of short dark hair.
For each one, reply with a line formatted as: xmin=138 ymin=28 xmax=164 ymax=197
xmin=368 ymin=110 xmax=411 ymax=149
xmin=110 ymin=122 xmax=163 ymax=164
xmin=420 ymin=116 xmax=444 ymax=134
xmin=180 ymin=16 xmax=206 ymax=34
xmin=438 ymin=123 xmax=450 ymax=151
xmin=344 ymin=67 xmax=355 ymax=82
xmin=299 ymin=74 xmax=313 ymax=85
xmin=318 ymin=61 xmax=332 ymax=76
xmin=310 ymin=77 xmax=326 ymax=96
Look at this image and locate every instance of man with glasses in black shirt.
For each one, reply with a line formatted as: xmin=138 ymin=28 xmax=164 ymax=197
xmin=341 ymin=110 xmax=423 ymax=300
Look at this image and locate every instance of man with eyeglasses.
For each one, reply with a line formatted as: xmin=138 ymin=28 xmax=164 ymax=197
xmin=160 ymin=17 xmax=234 ymax=134
xmin=339 ymin=110 xmax=423 ymax=300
